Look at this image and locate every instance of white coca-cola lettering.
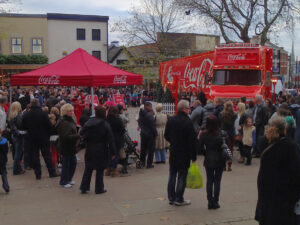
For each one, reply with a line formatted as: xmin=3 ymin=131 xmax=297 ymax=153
xmin=183 ymin=58 xmax=213 ymax=89
xmin=113 ymin=75 xmax=127 ymax=84
xmin=227 ymin=54 xmax=245 ymax=61
xmin=38 ymin=75 xmax=60 ymax=85
xmin=166 ymin=66 xmax=181 ymax=82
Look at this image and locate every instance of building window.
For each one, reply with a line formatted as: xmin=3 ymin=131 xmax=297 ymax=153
xmin=92 ymin=51 xmax=101 ymax=60
xmin=117 ymin=59 xmax=128 ymax=65
xmin=32 ymin=38 xmax=43 ymax=54
xmin=77 ymin=28 xmax=85 ymax=40
xmin=92 ymin=29 xmax=101 ymax=41
xmin=11 ymin=37 xmax=22 ymax=54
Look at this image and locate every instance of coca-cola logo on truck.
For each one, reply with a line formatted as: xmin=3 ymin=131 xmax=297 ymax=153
xmin=183 ymin=58 xmax=213 ymax=89
xmin=38 ymin=75 xmax=60 ymax=85
xmin=113 ymin=75 xmax=127 ymax=84
xmin=166 ymin=66 xmax=181 ymax=82
xmin=227 ymin=54 xmax=246 ymax=61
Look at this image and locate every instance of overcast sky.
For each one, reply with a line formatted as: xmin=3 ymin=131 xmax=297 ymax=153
xmin=15 ymin=0 xmax=300 ymax=58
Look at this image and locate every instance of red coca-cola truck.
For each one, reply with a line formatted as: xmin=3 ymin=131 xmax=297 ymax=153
xmin=159 ymin=43 xmax=273 ymax=103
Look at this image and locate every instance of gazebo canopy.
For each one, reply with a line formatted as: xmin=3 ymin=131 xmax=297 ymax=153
xmin=10 ymin=48 xmax=143 ymax=87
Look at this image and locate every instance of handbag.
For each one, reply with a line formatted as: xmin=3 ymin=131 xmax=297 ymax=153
xmin=221 ymin=137 xmax=232 ymax=161
xmin=119 ymin=147 xmax=126 ymax=160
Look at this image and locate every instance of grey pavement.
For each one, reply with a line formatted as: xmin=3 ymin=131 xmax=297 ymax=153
xmin=0 ymin=107 xmax=259 ymax=225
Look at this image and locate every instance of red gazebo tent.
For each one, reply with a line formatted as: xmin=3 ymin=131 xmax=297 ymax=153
xmin=10 ymin=48 xmax=143 ymax=114
xmin=10 ymin=48 xmax=143 ymax=87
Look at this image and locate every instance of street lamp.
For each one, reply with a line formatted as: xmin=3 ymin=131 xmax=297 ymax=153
xmin=271 ymin=78 xmax=277 ymax=102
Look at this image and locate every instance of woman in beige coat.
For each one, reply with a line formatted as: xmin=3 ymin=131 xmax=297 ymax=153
xmin=154 ymin=103 xmax=169 ymax=163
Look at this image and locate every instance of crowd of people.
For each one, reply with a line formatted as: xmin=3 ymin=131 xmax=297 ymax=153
xmin=0 ymin=85 xmax=300 ymax=225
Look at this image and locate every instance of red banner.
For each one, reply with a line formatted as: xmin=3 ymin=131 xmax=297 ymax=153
xmin=113 ymin=94 xmax=125 ymax=106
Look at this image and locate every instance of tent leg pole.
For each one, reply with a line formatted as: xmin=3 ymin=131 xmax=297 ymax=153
xmin=91 ymin=87 xmax=95 ymax=116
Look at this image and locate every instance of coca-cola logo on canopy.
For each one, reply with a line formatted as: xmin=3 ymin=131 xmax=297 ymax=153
xmin=183 ymin=58 xmax=213 ymax=89
xmin=113 ymin=75 xmax=127 ymax=84
xmin=38 ymin=75 xmax=60 ymax=85
xmin=227 ymin=54 xmax=246 ymax=61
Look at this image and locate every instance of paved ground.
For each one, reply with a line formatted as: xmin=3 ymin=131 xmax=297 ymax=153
xmin=0 ymin=108 xmax=259 ymax=225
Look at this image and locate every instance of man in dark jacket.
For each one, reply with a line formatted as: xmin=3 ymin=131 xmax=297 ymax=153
xmin=165 ymin=100 xmax=197 ymax=206
xmin=190 ymin=100 xmax=204 ymax=133
xmin=214 ymin=98 xmax=224 ymax=118
xmin=138 ymin=102 xmax=157 ymax=168
xmin=22 ymin=99 xmax=58 ymax=179
xmin=252 ymin=95 xmax=268 ymax=157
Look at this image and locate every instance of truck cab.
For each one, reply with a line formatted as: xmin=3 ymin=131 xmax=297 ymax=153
xmin=209 ymin=43 xmax=273 ymax=101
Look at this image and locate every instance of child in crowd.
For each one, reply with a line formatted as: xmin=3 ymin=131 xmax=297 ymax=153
xmin=242 ymin=117 xmax=256 ymax=165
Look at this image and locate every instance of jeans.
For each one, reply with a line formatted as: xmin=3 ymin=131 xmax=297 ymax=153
xmin=140 ymin=134 xmax=155 ymax=167
xmin=205 ymin=167 xmax=223 ymax=204
xmin=0 ymin=166 xmax=9 ymax=191
xmin=80 ymin=167 xmax=104 ymax=193
xmin=155 ymin=149 xmax=166 ymax=163
xmin=30 ymin=141 xmax=56 ymax=178
xmin=12 ymin=136 xmax=24 ymax=175
xmin=60 ymin=155 xmax=77 ymax=185
xmin=167 ymin=165 xmax=188 ymax=203
xmin=109 ymin=155 xmax=119 ymax=169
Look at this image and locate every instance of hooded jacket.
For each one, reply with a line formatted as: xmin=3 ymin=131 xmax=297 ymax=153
xmin=80 ymin=117 xmax=116 ymax=169
xmin=201 ymin=102 xmax=216 ymax=130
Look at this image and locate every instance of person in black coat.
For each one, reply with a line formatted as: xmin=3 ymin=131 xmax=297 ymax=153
xmin=0 ymin=137 xmax=9 ymax=193
xmin=79 ymin=107 xmax=91 ymax=127
xmin=80 ymin=106 xmax=116 ymax=194
xmin=22 ymin=99 xmax=58 ymax=180
xmin=106 ymin=106 xmax=126 ymax=176
xmin=138 ymin=102 xmax=157 ymax=168
xmin=198 ymin=115 xmax=225 ymax=209
xmin=56 ymin=104 xmax=79 ymax=188
xmin=164 ymin=100 xmax=197 ymax=206
xmin=255 ymin=116 xmax=300 ymax=225
xmin=252 ymin=95 xmax=268 ymax=157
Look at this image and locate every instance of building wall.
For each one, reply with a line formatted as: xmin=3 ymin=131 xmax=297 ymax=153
xmin=110 ymin=50 xmax=129 ymax=66
xmin=280 ymin=51 xmax=288 ymax=75
xmin=195 ymin=35 xmax=220 ymax=52
xmin=48 ymin=19 xmax=108 ymax=63
xmin=0 ymin=15 xmax=48 ymax=56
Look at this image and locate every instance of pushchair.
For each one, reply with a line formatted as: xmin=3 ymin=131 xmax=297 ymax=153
xmin=120 ymin=131 xmax=142 ymax=173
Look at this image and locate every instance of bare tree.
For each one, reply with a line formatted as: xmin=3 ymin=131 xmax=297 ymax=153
xmin=0 ymin=0 xmax=21 ymax=13
xmin=112 ymin=0 xmax=188 ymax=45
xmin=175 ymin=0 xmax=300 ymax=45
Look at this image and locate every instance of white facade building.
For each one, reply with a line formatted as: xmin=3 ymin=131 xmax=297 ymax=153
xmin=47 ymin=13 xmax=108 ymax=63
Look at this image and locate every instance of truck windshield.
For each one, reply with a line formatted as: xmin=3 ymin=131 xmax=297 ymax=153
xmin=212 ymin=70 xmax=261 ymax=86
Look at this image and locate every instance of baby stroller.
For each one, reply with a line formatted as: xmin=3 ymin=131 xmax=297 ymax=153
xmin=120 ymin=132 xmax=142 ymax=173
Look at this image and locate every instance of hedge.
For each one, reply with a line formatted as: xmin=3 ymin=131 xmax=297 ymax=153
xmin=0 ymin=54 xmax=48 ymax=64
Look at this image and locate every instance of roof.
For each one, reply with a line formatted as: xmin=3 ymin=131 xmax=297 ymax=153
xmin=157 ymin=32 xmax=220 ymax=38
xmin=108 ymin=46 xmax=123 ymax=63
xmin=0 ymin=13 xmax=46 ymax=18
xmin=127 ymin=43 xmax=160 ymax=58
xmin=47 ymin=13 xmax=109 ymax=22
xmin=0 ymin=13 xmax=109 ymax=22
